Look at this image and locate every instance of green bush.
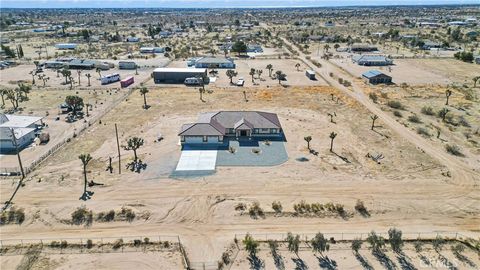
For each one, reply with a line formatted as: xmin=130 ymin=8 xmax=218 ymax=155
xmin=421 ymin=106 xmax=435 ymax=115
xmin=393 ymin=111 xmax=403 ymax=118
xmin=387 ymin=101 xmax=404 ymax=110
xmin=446 ymin=144 xmax=464 ymax=157
xmin=408 ymin=114 xmax=422 ymax=123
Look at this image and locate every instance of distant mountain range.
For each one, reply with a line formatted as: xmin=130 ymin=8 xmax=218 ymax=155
xmin=1 ymin=0 xmax=479 ymax=9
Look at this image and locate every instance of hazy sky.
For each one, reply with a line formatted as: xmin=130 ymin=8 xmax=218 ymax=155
xmin=1 ymin=0 xmax=478 ymax=8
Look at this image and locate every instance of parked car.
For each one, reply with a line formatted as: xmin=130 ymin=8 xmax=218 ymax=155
xmin=236 ymin=78 xmax=245 ymax=86
xmin=184 ymin=77 xmax=202 ymax=86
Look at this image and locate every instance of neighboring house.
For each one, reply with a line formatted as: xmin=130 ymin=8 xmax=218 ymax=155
xmin=118 ymin=61 xmax=137 ymax=70
xmin=179 ymin=111 xmax=283 ymax=146
xmin=152 ymin=68 xmax=208 ymax=84
xmin=140 ymin=47 xmax=165 ymax=54
xmin=55 ymin=43 xmax=77 ymax=50
xmin=350 ymin=43 xmax=378 ymax=52
xmin=422 ymin=41 xmax=442 ymax=50
xmin=475 ymin=56 xmax=480 ymax=65
xmin=247 ymin=44 xmax=263 ymax=53
xmin=126 ymin=37 xmax=140 ymax=42
xmin=362 ymin=70 xmax=392 ymax=84
xmin=352 ymin=55 xmax=393 ymax=66
xmin=193 ymin=57 xmax=235 ymax=69
xmin=67 ymin=59 xmax=110 ymax=70
xmin=0 ymin=113 xmax=43 ymax=152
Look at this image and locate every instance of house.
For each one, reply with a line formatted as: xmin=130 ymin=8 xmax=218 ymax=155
xmin=362 ymin=70 xmax=392 ymax=84
xmin=178 ymin=111 xmax=283 ymax=146
xmin=126 ymin=37 xmax=140 ymax=42
xmin=352 ymin=55 xmax=393 ymax=66
xmin=193 ymin=57 xmax=235 ymax=69
xmin=67 ymin=59 xmax=110 ymax=70
xmin=55 ymin=43 xmax=77 ymax=50
xmin=118 ymin=61 xmax=137 ymax=70
xmin=0 ymin=113 xmax=43 ymax=152
xmin=247 ymin=44 xmax=263 ymax=53
xmin=152 ymin=68 xmax=208 ymax=84
xmin=350 ymin=43 xmax=378 ymax=52
xmin=140 ymin=47 xmax=165 ymax=54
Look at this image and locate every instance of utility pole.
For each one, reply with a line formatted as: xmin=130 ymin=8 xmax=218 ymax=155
xmin=115 ymin=123 xmax=121 ymax=174
xmin=10 ymin=128 xmax=25 ymax=179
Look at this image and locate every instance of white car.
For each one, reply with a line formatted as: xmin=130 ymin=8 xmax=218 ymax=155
xmin=236 ymin=78 xmax=245 ymax=86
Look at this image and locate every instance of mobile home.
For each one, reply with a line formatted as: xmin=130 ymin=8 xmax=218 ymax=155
xmin=101 ymin=73 xmax=120 ymax=85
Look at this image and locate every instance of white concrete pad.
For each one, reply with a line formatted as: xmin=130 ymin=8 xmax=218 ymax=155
xmin=175 ymin=150 xmax=217 ymax=171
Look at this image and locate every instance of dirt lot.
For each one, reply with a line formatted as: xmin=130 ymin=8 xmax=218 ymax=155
xmin=232 ymin=241 xmax=480 ymax=270
xmin=0 ymin=84 xmax=478 ymax=264
xmin=329 ymin=55 xmax=480 ymax=86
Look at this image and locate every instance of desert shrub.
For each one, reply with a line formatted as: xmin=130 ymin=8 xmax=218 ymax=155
xmin=335 ymin=204 xmax=345 ymax=215
xmin=248 ymin=202 xmax=264 ymax=218
xmin=163 ymin=241 xmax=170 ymax=248
xmin=71 ymin=206 xmax=90 ymax=225
xmin=112 ymin=239 xmax=123 ymax=250
xmin=271 ymin=201 xmax=282 ymax=213
xmin=417 ymin=127 xmax=431 ymax=137
xmin=104 ymin=210 xmax=115 ymax=222
xmin=0 ymin=207 xmax=25 ymax=225
xmin=329 ymin=72 xmax=334 ymax=77
xmin=144 ymin=237 xmax=150 ymax=244
xmin=354 ymin=200 xmax=368 ymax=215
xmin=86 ymin=239 xmax=93 ymax=249
xmin=351 ymin=239 xmax=362 ymax=253
xmin=133 ymin=239 xmax=142 ymax=246
xmin=446 ymin=144 xmax=464 ymax=157
xmin=60 ymin=240 xmax=68 ymax=249
xmin=338 ymin=78 xmax=344 ymax=84
xmin=414 ymin=240 xmax=423 ymax=252
xmin=235 ymin=203 xmax=246 ymax=211
xmin=458 ymin=116 xmax=471 ymax=127
xmin=421 ymin=106 xmax=435 ymax=115
xmin=408 ymin=114 xmax=422 ymax=123
xmin=293 ymin=200 xmax=311 ymax=214
xmin=343 ymin=80 xmax=352 ymax=87
xmin=311 ymin=203 xmax=324 ymax=213
xmin=393 ymin=110 xmax=402 ymax=117
xmin=432 ymin=235 xmax=445 ymax=251
xmin=380 ymin=92 xmax=388 ymax=99
xmin=49 ymin=241 xmax=60 ymax=248
xmin=387 ymin=100 xmax=404 ymax=110
xmin=222 ymin=251 xmax=231 ymax=265
xmin=369 ymin=92 xmax=378 ymax=103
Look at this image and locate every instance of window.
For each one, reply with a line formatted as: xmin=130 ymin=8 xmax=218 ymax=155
xmin=181 ymin=136 xmax=185 ymax=142
xmin=271 ymin=128 xmax=277 ymax=133
xmin=203 ymin=136 xmax=207 ymax=142
xmin=219 ymin=136 xmax=223 ymax=142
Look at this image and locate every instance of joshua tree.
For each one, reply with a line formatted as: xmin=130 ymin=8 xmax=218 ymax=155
xmin=198 ymin=88 xmax=205 ymax=102
xmin=275 ymin=70 xmax=286 ymax=85
xmin=329 ymin=132 xmax=337 ymax=152
xmin=85 ymin=73 xmax=92 ymax=86
xmin=96 ymin=67 xmax=102 ymax=78
xmin=388 ymin=228 xmax=403 ymax=253
xmin=77 ymin=70 xmax=82 ymax=85
xmin=255 ymin=69 xmax=263 ymax=80
xmin=473 ymin=76 xmax=480 ymax=88
xmin=249 ymin=68 xmax=256 ymax=83
xmin=370 ymin=115 xmax=379 ymax=130
xmin=327 ymin=112 xmax=336 ymax=123
xmin=324 ymin=44 xmax=330 ymax=53
xmin=334 ymin=43 xmax=340 ymax=51
xmin=438 ymin=108 xmax=449 ymax=122
xmin=0 ymin=88 xmax=7 ymax=106
xmin=139 ymin=86 xmax=149 ymax=109
xmin=311 ymin=232 xmax=329 ymax=257
xmin=29 ymin=70 xmax=37 ymax=84
xmin=61 ymin=68 xmax=71 ymax=85
xmin=304 ymin=136 xmax=312 ymax=150
xmin=445 ymin=89 xmax=452 ymax=105
xmin=226 ymin=70 xmax=237 ymax=84
xmin=286 ymin=232 xmax=300 ymax=257
xmin=40 ymin=75 xmax=50 ymax=87
xmin=266 ymin=64 xmax=273 ymax=77
xmin=79 ymin=153 xmax=92 ymax=197
xmin=295 ymin=63 xmax=301 ymax=71
xmin=124 ymin=137 xmax=144 ymax=162
xmin=243 ymin=234 xmax=259 ymax=257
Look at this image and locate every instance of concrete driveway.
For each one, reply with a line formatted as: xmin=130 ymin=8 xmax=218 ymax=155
xmin=175 ymin=150 xmax=217 ymax=171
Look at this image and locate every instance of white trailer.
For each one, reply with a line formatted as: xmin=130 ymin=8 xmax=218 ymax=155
xmin=101 ymin=73 xmax=120 ymax=85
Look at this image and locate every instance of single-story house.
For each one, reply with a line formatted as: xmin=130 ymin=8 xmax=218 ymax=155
xmin=179 ymin=111 xmax=283 ymax=145
xmin=193 ymin=57 xmax=235 ymax=69
xmin=43 ymin=60 xmax=66 ymax=69
xmin=55 ymin=43 xmax=77 ymax=50
xmin=152 ymin=68 xmax=208 ymax=84
xmin=350 ymin=43 xmax=378 ymax=52
xmin=362 ymin=70 xmax=392 ymax=84
xmin=0 ymin=113 xmax=43 ymax=152
xmin=67 ymin=59 xmax=110 ymax=70
xmin=140 ymin=47 xmax=165 ymax=54
xmin=352 ymin=54 xmax=393 ymax=66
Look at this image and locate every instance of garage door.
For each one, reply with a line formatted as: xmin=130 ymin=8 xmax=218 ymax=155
xmin=175 ymin=150 xmax=217 ymax=171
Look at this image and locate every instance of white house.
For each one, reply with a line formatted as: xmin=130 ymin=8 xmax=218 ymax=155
xmin=0 ymin=114 xmax=43 ymax=152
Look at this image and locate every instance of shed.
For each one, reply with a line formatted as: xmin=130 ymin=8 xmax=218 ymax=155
xmin=362 ymin=70 xmax=392 ymax=84
xmin=153 ymin=68 xmax=208 ymax=84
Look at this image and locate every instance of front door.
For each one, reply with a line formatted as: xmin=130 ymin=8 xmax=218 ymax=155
xmin=240 ymin=130 xmax=247 ymax=136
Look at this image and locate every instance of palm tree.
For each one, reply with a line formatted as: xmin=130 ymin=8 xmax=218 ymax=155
xmin=266 ymin=64 xmax=273 ymax=77
xmin=445 ymin=89 xmax=452 ymax=105
xmin=371 ymin=115 xmax=378 ymax=130
xmin=295 ymin=63 xmax=301 ymax=71
xmin=85 ymin=73 xmax=92 ymax=86
xmin=79 ymin=153 xmax=93 ymax=196
xmin=124 ymin=137 xmax=144 ymax=162
xmin=304 ymin=136 xmax=312 ymax=150
xmin=226 ymin=70 xmax=237 ymax=84
xmin=139 ymin=87 xmax=149 ymax=109
xmin=249 ymin=68 xmax=256 ymax=83
xmin=329 ymin=132 xmax=337 ymax=152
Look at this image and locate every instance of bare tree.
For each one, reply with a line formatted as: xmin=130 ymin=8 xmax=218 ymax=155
xmin=329 ymin=132 xmax=337 ymax=152
xmin=371 ymin=115 xmax=379 ymax=130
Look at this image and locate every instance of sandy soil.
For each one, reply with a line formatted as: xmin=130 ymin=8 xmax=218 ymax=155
xmin=232 ymin=241 xmax=480 ymax=270
xmin=1 ymin=84 xmax=478 ymax=263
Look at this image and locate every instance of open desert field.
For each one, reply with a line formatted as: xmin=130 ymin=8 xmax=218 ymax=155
xmin=329 ymin=56 xmax=480 ymax=86
xmin=1 ymin=83 xmax=479 ymax=264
